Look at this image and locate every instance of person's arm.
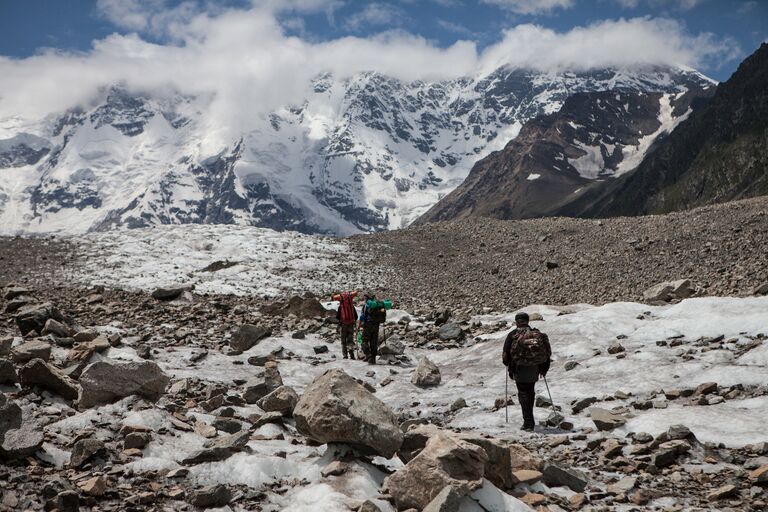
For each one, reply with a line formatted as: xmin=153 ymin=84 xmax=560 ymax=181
xmin=502 ymin=329 xmax=515 ymax=366
xmin=539 ymin=333 xmax=552 ymax=377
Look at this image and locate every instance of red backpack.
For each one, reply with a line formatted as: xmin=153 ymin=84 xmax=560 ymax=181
xmin=337 ymin=292 xmax=356 ymax=325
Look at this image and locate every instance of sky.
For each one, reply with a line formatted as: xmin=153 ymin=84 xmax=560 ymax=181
xmin=0 ymin=0 xmax=765 ymax=125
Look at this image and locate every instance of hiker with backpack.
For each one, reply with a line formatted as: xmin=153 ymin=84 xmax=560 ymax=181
xmin=333 ymin=291 xmax=359 ymax=360
xmin=502 ymin=312 xmax=552 ymax=431
xmin=359 ymin=292 xmax=387 ymax=365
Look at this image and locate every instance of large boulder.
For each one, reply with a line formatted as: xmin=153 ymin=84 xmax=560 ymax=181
xmin=14 ymin=302 xmax=66 ymax=336
xmin=41 ymin=318 xmax=74 ymax=338
xmin=78 ymin=361 xmax=170 ymax=409
xmin=384 ymin=432 xmax=488 ymax=510
xmin=294 ymin=369 xmax=403 ymax=458
xmin=642 ymin=279 xmax=695 ymax=303
xmin=230 ymin=324 xmax=272 ymax=352
xmin=0 ymin=395 xmax=43 ymax=460
xmin=256 ymin=385 xmax=299 ymax=416
xmin=0 ymin=358 xmax=17 ymax=384
xmin=437 ymin=323 xmax=464 ymax=341
xmin=542 ymin=463 xmax=590 ymax=492
xmin=19 ymin=359 xmax=80 ymax=400
xmin=10 ymin=339 xmax=52 ymax=363
xmin=411 ymin=357 xmax=441 ymax=387
xmin=378 ymin=335 xmax=405 ymax=356
xmin=242 ymin=362 xmax=283 ymax=404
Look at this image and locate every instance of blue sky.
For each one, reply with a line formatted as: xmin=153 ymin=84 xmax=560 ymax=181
xmin=0 ymin=0 xmax=764 ymax=81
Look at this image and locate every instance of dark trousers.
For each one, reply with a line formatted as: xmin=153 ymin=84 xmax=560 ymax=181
xmin=340 ymin=324 xmax=355 ymax=358
xmin=362 ymin=322 xmax=379 ymax=363
xmin=516 ymin=381 xmax=536 ymax=427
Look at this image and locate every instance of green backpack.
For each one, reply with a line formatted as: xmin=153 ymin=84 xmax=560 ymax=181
xmin=366 ymin=299 xmax=387 ymax=323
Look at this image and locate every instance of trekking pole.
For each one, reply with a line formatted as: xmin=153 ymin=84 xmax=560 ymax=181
xmin=505 ymin=371 xmax=509 ymax=423
xmin=543 ymin=375 xmax=555 ymax=411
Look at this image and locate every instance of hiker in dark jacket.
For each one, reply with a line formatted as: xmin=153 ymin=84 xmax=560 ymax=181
xmin=335 ymin=291 xmax=358 ymax=359
xmin=358 ymin=292 xmax=384 ymax=365
xmin=502 ymin=312 xmax=552 ymax=431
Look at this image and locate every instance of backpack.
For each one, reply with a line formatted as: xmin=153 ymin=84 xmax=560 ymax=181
xmin=337 ymin=292 xmax=356 ymax=325
xmin=509 ymin=327 xmax=549 ymax=365
xmin=365 ymin=299 xmax=387 ymax=324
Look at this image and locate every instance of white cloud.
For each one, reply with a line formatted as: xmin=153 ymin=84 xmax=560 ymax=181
xmin=612 ymin=0 xmax=704 ymax=9
xmin=481 ymin=0 xmax=574 ymax=15
xmin=0 ymin=6 xmax=741 ymax=146
xmin=343 ymin=3 xmax=407 ymax=32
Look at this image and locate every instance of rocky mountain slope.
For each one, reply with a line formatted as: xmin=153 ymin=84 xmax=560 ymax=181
xmin=418 ymin=87 xmax=712 ymax=223
xmin=0 ymin=66 xmax=710 ymax=235
xmin=560 ymin=43 xmax=768 ymax=218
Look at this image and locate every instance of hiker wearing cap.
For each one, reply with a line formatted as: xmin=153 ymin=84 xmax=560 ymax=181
xmin=334 ymin=291 xmax=358 ymax=360
xmin=359 ymin=292 xmax=386 ymax=365
xmin=502 ymin=312 xmax=552 ymax=431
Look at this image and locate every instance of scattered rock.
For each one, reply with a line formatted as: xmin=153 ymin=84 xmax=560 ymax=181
xmin=243 ymin=363 xmax=283 ymax=404
xmin=379 ymin=335 xmax=405 ymax=355
xmin=643 ymin=279 xmax=695 ymax=302
xmin=411 ymin=356 xmax=441 ymax=387
xmin=189 ymin=484 xmax=231 ymax=508
xmin=437 ymin=323 xmax=464 ymax=341
xmin=590 ymin=407 xmax=626 ymax=431
xmin=607 ymin=341 xmax=625 ymax=354
xmin=0 ymin=358 xmax=17 ymax=384
xmin=321 ymin=460 xmax=349 ymax=477
xmin=18 ymin=358 xmax=80 ymax=400
xmin=181 ymin=431 xmax=250 ymax=465
xmin=79 ymin=475 xmax=107 ymax=497
xmin=294 ymin=369 xmax=403 ymax=458
xmin=10 ymin=339 xmax=52 ymax=363
xmin=422 ymin=485 xmax=461 ymax=512
xmin=78 ymin=360 xmax=170 ymax=408
xmin=14 ymin=302 xmax=65 ymax=336
xmin=707 ymin=484 xmax=737 ymax=501
xmin=151 ymin=285 xmax=193 ymax=301
xmin=542 ymin=462 xmax=589 ymax=492
xmin=230 ymin=324 xmax=271 ymax=352
xmin=256 ymin=385 xmax=299 ymax=415
xmin=70 ymin=438 xmax=105 ymax=467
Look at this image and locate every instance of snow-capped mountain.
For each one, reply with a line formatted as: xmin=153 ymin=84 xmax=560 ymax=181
xmin=0 ymin=66 xmax=712 ymax=235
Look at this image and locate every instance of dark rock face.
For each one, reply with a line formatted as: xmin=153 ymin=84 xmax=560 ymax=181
xmin=562 ymin=43 xmax=768 ymax=218
xmin=419 ymin=87 xmax=713 ymax=224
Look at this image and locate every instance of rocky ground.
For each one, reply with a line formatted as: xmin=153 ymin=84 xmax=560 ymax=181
xmin=352 ymin=196 xmax=768 ymax=311
xmin=0 ymin=200 xmax=767 ymax=511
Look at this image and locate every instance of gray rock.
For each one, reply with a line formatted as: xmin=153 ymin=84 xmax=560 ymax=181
xmin=358 ymin=501 xmax=383 ymax=512
xmin=572 ymin=396 xmax=598 ymax=414
xmin=411 ymin=356 xmax=441 ymax=387
xmin=151 ymin=285 xmax=193 ymax=301
xmin=56 ymin=491 xmax=80 ymax=512
xmin=4 ymin=286 xmax=30 ymax=300
xmin=294 ymin=369 xmax=403 ymax=458
xmin=313 ymin=345 xmax=329 ymax=354
xmin=384 ymin=432 xmax=487 ymax=510
xmin=590 ymin=407 xmax=627 ymax=431
xmin=422 ymin=485 xmax=462 ymax=512
xmin=695 ymin=382 xmax=718 ymax=395
xmin=230 ymin=324 xmax=272 ymax=352
xmin=14 ymin=302 xmax=65 ymax=336
xmin=18 ymin=359 xmax=80 ymax=400
xmin=564 ymin=361 xmax=579 ymax=371
xmin=124 ymin=432 xmax=150 ymax=449
xmin=256 ymin=385 xmax=299 ymax=415
xmin=378 ymin=335 xmax=405 ymax=355
xmin=242 ymin=363 xmax=283 ymax=404
xmin=607 ymin=341 xmax=625 ymax=354
xmin=0 ymin=396 xmax=43 ymax=460
xmin=545 ymin=411 xmax=565 ymax=427
xmin=0 ymin=358 xmax=17 ymax=384
xmin=666 ymin=424 xmax=693 ymax=440
xmin=643 ymin=279 xmax=695 ymax=302
xmin=41 ymin=318 xmax=72 ymax=338
xmin=181 ymin=431 xmax=250 ymax=465
xmin=78 ymin=360 xmax=170 ymax=409
xmin=70 ymin=438 xmax=105 ymax=467
xmin=754 ymin=282 xmax=768 ymax=296
xmin=542 ymin=462 xmax=589 ymax=492
xmin=0 ymin=337 xmax=11 ymax=356
xmin=189 ymin=484 xmax=231 ymax=508
xmin=437 ymin=323 xmax=464 ymax=341
xmin=10 ymin=339 xmax=52 ymax=363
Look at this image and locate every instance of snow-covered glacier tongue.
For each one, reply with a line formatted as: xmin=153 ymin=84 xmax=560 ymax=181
xmin=0 ymin=66 xmax=712 ymax=235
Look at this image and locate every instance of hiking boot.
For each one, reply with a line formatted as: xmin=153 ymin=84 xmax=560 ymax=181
xmin=520 ymin=424 xmax=534 ymax=432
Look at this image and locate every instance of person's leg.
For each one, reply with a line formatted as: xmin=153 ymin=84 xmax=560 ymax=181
xmin=340 ymin=325 xmax=351 ymax=359
xmin=365 ymin=323 xmax=378 ymax=364
xmin=516 ymin=381 xmax=536 ymax=429
xmin=361 ymin=324 xmax=371 ymax=361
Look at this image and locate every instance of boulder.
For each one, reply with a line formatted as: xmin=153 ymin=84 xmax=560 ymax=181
xmin=459 ymin=432 xmax=530 ymax=490
xmin=422 ymin=486 xmax=462 ymax=512
xmin=256 ymin=385 xmax=299 ymax=415
xmin=590 ymin=408 xmax=626 ymax=431
xmin=230 ymin=324 xmax=271 ymax=352
xmin=189 ymin=484 xmax=231 ymax=508
xmin=754 ymin=283 xmax=768 ymax=296
xmin=181 ymin=431 xmax=249 ymax=465
xmin=41 ymin=318 xmax=73 ymax=338
xmin=437 ymin=323 xmax=464 ymax=341
xmin=378 ymin=335 xmax=405 ymax=355
xmin=4 ymin=286 xmax=30 ymax=300
xmin=242 ymin=362 xmax=283 ymax=404
xmin=78 ymin=360 xmax=170 ymax=409
xmin=695 ymin=382 xmax=718 ymax=395
xmin=18 ymin=359 xmax=80 ymax=400
xmin=0 ymin=337 xmax=12 ymax=356
xmin=14 ymin=302 xmax=66 ymax=336
xmin=384 ymin=432 xmax=488 ymax=510
xmin=70 ymin=438 xmax=106 ymax=467
xmin=4 ymin=296 xmax=33 ymax=314
xmin=411 ymin=357 xmax=441 ymax=387
xmin=607 ymin=341 xmax=625 ymax=354
xmin=399 ymin=424 xmax=442 ymax=463
xmin=294 ymin=369 xmax=403 ymax=458
xmin=10 ymin=339 xmax=52 ymax=363
xmin=0 ymin=396 xmax=43 ymax=460
xmin=542 ymin=463 xmax=589 ymax=492
xmin=642 ymin=279 xmax=695 ymax=302
xmin=151 ymin=285 xmax=193 ymax=301
xmin=0 ymin=358 xmax=17 ymax=384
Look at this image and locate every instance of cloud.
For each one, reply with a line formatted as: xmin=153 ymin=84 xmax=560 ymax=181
xmin=481 ymin=0 xmax=574 ymax=15
xmin=436 ymin=19 xmax=477 ymax=37
xmin=612 ymin=0 xmax=704 ymax=9
xmin=343 ymin=3 xmax=408 ymax=32
xmin=0 ymin=6 xmax=741 ymax=147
